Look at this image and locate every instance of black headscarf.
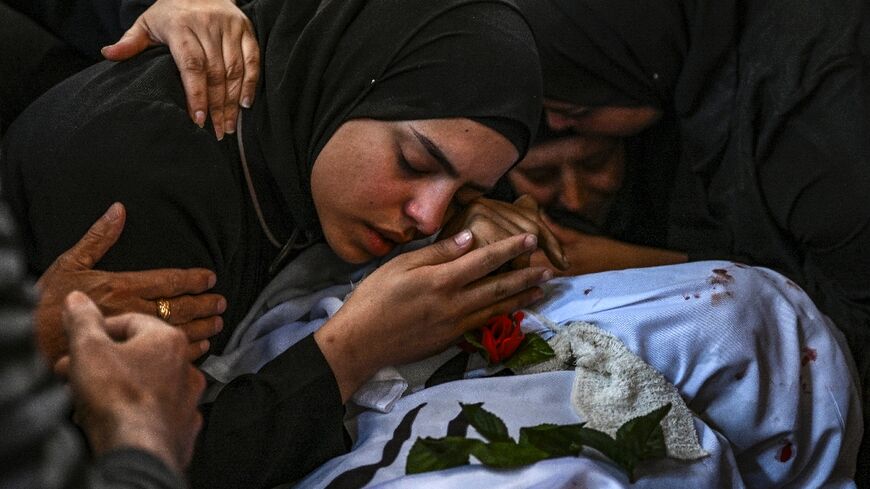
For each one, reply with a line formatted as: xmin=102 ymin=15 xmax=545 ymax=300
xmin=514 ymin=0 xmax=737 ymax=115
xmin=241 ymin=0 xmax=542 ymax=238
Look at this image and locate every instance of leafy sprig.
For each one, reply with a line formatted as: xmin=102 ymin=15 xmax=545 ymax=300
xmin=407 ymin=402 xmax=671 ymax=482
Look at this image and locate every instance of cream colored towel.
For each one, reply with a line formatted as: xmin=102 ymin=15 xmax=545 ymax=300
xmin=521 ymin=321 xmax=707 ymax=460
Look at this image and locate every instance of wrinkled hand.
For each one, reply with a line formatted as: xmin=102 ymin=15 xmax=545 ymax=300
xmin=55 ymin=292 xmax=205 ymax=474
xmin=102 ymin=0 xmax=259 ymax=140
xmin=315 ymin=230 xmax=552 ymax=401
xmin=441 ymin=195 xmax=569 ymax=271
xmin=35 ymin=203 xmax=226 ymax=363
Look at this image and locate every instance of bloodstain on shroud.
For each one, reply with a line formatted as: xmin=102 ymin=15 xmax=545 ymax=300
xmin=709 ymin=268 xmax=735 ymax=305
xmin=799 ymin=346 xmax=817 ymax=393
xmin=777 ymin=440 xmax=794 ymax=462
xmin=710 ymin=268 xmax=734 ymax=285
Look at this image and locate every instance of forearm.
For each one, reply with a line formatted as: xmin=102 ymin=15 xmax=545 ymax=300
xmin=541 ymin=234 xmax=687 ymax=276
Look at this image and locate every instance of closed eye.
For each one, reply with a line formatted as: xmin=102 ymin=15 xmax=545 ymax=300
xmin=398 ymin=153 xmax=427 ymax=176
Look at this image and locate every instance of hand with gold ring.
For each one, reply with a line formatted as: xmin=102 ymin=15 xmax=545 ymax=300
xmin=34 ymin=203 xmax=227 ymax=363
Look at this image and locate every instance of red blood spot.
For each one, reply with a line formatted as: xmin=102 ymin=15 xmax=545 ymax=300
xmin=684 ymin=295 xmax=690 ymax=300
xmin=777 ymin=441 xmax=793 ymax=462
xmin=711 ymin=290 xmax=734 ymax=306
xmin=709 ymin=268 xmax=734 ymax=285
xmin=693 ymin=293 xmax=700 ymax=299
xmin=584 ymin=288 xmax=592 ymax=295
xmin=800 ymin=347 xmax=817 ymax=366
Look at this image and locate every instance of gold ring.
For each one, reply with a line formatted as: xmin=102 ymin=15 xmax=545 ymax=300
xmin=156 ymin=298 xmax=171 ymax=322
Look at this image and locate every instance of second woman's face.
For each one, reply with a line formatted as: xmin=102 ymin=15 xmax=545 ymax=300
xmin=311 ymin=118 xmax=519 ymax=263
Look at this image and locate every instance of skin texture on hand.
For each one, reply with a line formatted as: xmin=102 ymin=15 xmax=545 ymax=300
xmin=101 ymin=0 xmax=260 ymax=140
xmin=315 ymin=230 xmax=552 ymax=402
xmin=440 ymin=195 xmax=570 ymax=271
xmin=35 ymin=203 xmax=226 ymax=363
xmin=55 ymin=292 xmax=206 ymax=474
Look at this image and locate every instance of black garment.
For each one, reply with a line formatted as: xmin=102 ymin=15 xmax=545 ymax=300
xmin=518 ymin=0 xmax=870 ymax=482
xmin=2 ymin=0 xmax=149 ymax=59
xmin=0 ymin=199 xmax=185 ymax=489
xmin=0 ymin=0 xmax=153 ymax=136
xmin=0 ymin=3 xmax=91 ymax=136
xmin=2 ymin=1 xmax=542 ymax=486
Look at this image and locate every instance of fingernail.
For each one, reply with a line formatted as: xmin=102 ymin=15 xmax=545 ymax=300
xmin=200 ymin=340 xmax=210 ymax=354
xmin=524 ymin=234 xmax=538 ymax=249
xmin=541 ymin=269 xmax=553 ymax=282
xmin=241 ymin=97 xmax=252 ymax=109
xmin=215 ymin=126 xmax=225 ymax=141
xmin=194 ymin=111 xmax=206 ymax=128
xmin=216 ymin=297 xmax=227 ymax=314
xmin=214 ymin=317 xmax=224 ymax=334
xmin=454 ymin=229 xmax=472 ymax=246
xmin=100 ymin=46 xmax=110 ymax=57
xmin=106 ymin=202 xmax=122 ymax=222
xmin=207 ymin=274 xmax=217 ymax=289
xmin=225 ymin=120 xmax=236 ymax=134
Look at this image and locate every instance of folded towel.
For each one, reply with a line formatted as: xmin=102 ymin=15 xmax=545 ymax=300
xmin=522 ymin=321 xmax=708 ymax=460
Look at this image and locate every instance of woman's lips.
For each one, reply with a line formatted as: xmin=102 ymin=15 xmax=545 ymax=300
xmin=363 ymin=226 xmax=397 ymax=257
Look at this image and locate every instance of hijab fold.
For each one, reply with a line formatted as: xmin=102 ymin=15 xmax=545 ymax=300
xmin=241 ymin=0 xmax=542 ymax=240
xmin=515 ymin=0 xmax=737 ymax=115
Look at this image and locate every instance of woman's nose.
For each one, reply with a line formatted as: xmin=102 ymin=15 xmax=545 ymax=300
xmin=405 ymin=184 xmax=454 ymax=236
xmin=558 ymin=166 xmax=585 ymax=213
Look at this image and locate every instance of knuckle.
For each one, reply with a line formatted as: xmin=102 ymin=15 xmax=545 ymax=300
xmin=430 ymin=272 xmax=452 ymax=291
xmin=244 ymin=52 xmax=260 ymax=69
xmin=492 ymin=283 xmax=508 ymax=299
xmin=431 ymin=240 xmax=455 ymax=260
xmin=225 ymin=61 xmax=244 ymax=80
xmin=181 ymin=55 xmax=207 ymax=74
xmin=166 ymin=273 xmax=181 ymax=294
xmin=206 ymin=68 xmax=226 ymax=85
xmin=480 ymin=251 xmax=499 ymax=271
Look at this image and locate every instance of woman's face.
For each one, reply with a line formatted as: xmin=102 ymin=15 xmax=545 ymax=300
xmin=543 ymin=99 xmax=661 ymax=137
xmin=311 ymin=118 xmax=518 ymax=263
xmin=509 ymin=135 xmax=625 ymax=227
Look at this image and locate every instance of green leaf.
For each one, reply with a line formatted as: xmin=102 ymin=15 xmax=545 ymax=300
xmin=462 ymin=331 xmax=488 ymax=362
xmin=574 ymin=427 xmax=621 ymax=463
xmin=518 ymin=423 xmax=587 ymax=457
xmin=460 ymin=403 xmax=512 ymax=443
xmin=615 ymin=403 xmax=671 ymax=461
xmin=470 ymin=441 xmax=551 ymax=468
xmin=503 ymin=333 xmax=556 ymax=370
xmin=405 ymin=436 xmax=484 ymax=474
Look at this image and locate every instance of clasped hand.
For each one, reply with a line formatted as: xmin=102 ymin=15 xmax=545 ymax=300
xmin=315 ymin=229 xmax=553 ymax=402
xmin=35 ymin=203 xmax=226 ymax=362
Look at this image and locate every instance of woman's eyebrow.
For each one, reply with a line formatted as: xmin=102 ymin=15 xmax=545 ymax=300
xmin=410 ymin=127 xmax=492 ymax=193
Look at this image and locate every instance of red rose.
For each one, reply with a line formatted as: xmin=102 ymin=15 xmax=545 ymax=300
xmin=480 ymin=311 xmax=525 ymax=364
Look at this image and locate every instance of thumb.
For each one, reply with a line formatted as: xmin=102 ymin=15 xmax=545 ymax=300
xmin=62 ymin=291 xmax=108 ymax=351
xmin=57 ymin=203 xmax=126 ymax=271
xmin=404 ymin=229 xmax=474 ymax=267
xmin=101 ymin=22 xmax=154 ymax=61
